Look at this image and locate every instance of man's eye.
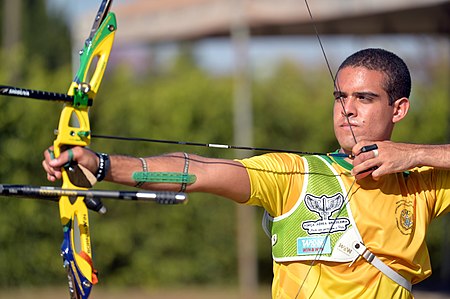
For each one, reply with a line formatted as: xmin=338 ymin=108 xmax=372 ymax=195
xmin=358 ymin=96 xmax=373 ymax=101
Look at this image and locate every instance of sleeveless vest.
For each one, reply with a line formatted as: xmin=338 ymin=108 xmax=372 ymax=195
xmin=262 ymin=155 xmax=361 ymax=262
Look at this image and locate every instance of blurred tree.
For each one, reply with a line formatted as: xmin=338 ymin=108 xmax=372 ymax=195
xmin=0 ymin=0 xmax=71 ymax=77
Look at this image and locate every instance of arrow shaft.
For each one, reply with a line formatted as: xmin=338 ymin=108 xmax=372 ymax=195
xmin=91 ymin=134 xmax=351 ymax=158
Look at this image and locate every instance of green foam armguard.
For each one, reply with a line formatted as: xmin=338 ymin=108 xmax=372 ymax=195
xmin=132 ymin=172 xmax=197 ymax=184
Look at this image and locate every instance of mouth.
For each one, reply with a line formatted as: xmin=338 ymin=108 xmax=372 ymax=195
xmin=339 ymin=122 xmax=358 ymax=129
xmin=337 ymin=121 xmax=361 ymax=136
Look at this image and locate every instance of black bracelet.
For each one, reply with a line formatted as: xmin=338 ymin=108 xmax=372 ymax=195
xmin=95 ymin=152 xmax=110 ymax=182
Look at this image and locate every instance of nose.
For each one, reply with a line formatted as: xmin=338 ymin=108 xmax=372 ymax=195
xmin=338 ymin=97 xmax=356 ymax=117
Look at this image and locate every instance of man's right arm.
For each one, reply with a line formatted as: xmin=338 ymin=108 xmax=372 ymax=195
xmin=352 ymin=141 xmax=450 ymax=180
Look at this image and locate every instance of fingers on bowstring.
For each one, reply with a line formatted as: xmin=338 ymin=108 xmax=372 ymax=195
xmin=351 ymin=143 xmax=380 ymax=180
xmin=355 ymin=143 xmax=378 ymax=157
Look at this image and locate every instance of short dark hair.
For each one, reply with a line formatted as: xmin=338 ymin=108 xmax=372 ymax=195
xmin=337 ymin=48 xmax=411 ymax=105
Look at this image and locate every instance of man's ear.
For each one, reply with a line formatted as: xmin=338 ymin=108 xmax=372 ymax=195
xmin=392 ymin=97 xmax=410 ymax=123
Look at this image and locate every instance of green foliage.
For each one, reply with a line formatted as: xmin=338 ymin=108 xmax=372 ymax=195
xmin=90 ymin=196 xmax=237 ymax=287
xmin=0 ymin=49 xmax=72 ymax=286
xmin=21 ymin=0 xmax=72 ymax=71
xmin=88 ymin=54 xmax=239 ymax=287
xmin=0 ymin=1 xmax=73 ymax=284
xmin=91 ymin=52 xmax=234 ymax=159
xmin=393 ymin=65 xmax=449 ymax=143
xmin=253 ymin=60 xmax=338 ymax=153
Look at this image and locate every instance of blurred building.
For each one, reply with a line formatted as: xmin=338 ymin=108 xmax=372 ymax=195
xmin=74 ymin=0 xmax=449 ymax=44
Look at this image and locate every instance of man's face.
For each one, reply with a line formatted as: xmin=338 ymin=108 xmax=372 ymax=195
xmin=333 ymin=66 xmax=396 ymax=153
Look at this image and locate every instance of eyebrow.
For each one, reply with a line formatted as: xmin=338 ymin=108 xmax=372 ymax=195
xmin=333 ymin=91 xmax=345 ymax=98
xmin=333 ymin=91 xmax=380 ymax=99
xmin=354 ymin=91 xmax=380 ymax=98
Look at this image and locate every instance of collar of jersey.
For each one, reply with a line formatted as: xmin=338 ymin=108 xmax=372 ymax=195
xmin=323 ymin=150 xmax=353 ymax=171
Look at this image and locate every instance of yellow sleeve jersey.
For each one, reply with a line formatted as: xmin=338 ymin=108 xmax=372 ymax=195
xmin=238 ymin=153 xmax=450 ymax=299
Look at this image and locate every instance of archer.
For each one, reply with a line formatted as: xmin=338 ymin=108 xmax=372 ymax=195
xmin=43 ymin=48 xmax=450 ymax=298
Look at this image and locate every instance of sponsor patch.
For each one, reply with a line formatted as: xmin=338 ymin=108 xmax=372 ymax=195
xmin=297 ymin=236 xmax=331 ymax=255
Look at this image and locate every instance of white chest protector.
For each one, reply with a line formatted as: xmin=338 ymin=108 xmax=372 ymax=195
xmin=262 ymin=155 xmax=412 ymax=291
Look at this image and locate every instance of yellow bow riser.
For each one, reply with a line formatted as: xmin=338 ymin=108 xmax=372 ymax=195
xmin=53 ymin=11 xmax=117 ymax=298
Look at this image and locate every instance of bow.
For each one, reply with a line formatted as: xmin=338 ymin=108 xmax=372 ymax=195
xmin=54 ymin=3 xmax=116 ymax=296
xmin=43 ymin=2 xmax=115 ymax=297
xmin=0 ymin=1 xmax=187 ymax=298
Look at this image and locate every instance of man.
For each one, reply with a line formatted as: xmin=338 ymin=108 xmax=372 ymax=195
xmin=43 ymin=48 xmax=450 ymax=298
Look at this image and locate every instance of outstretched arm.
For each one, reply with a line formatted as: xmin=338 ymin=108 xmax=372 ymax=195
xmin=43 ymin=146 xmax=251 ymax=203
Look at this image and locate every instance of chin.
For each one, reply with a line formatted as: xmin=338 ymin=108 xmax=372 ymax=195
xmin=336 ymin=136 xmax=356 ymax=152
